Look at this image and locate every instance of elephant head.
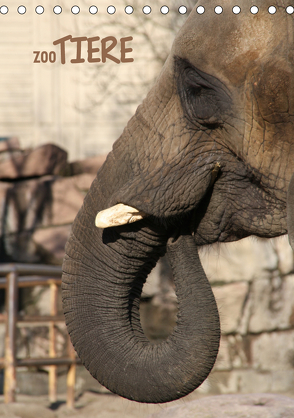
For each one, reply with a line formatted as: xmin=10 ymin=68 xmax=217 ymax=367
xmin=62 ymin=1 xmax=294 ymax=403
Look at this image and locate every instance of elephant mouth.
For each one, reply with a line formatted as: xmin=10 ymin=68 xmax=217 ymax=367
xmin=95 ymin=162 xmax=222 ymax=231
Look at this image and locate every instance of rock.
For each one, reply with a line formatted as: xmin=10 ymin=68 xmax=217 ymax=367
xmin=213 ymin=282 xmax=249 ymax=334
xmin=210 ymin=368 xmax=294 ymax=395
xmin=200 ymin=238 xmax=279 ymax=283
xmin=47 ymin=176 xmax=86 ymax=226
xmin=3 ymin=175 xmax=87 ymax=229
xmin=214 ymin=334 xmax=250 ymax=371
xmin=0 ymin=171 xmax=96 ymax=263
xmin=2 ymin=177 xmax=54 ymax=235
xmin=271 ymin=236 xmax=294 ymax=275
xmin=251 ymin=330 xmax=294 ymax=372
xmin=0 ymin=137 xmax=20 ymax=152
xmin=0 ymin=176 xmax=85 ymax=262
xmin=0 ymin=144 xmax=68 ymax=180
xmin=4 ymin=232 xmax=48 ymax=263
xmin=16 ymin=371 xmax=52 ymax=397
xmin=142 ymin=261 xmax=162 ymax=298
xmin=148 ymin=394 xmax=294 ymax=418
xmin=141 ymin=256 xmax=177 ymax=341
xmin=246 ymin=275 xmax=294 ymax=333
xmin=208 ymin=369 xmax=272 ymax=394
xmin=140 ymin=296 xmax=177 ymax=342
xmin=33 ymin=225 xmax=71 ymax=261
xmin=270 ymin=370 xmax=294 ymax=393
xmin=70 ymin=154 xmax=106 ymax=175
xmin=72 ymin=173 xmax=96 ymax=191
xmin=211 ymin=331 xmax=294 ymax=394
xmin=214 ymin=337 xmax=232 ymax=371
xmin=16 ymin=324 xmax=67 ymax=361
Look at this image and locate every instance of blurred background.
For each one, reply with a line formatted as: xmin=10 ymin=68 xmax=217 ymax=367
xmin=0 ymin=0 xmax=293 ymax=410
xmin=0 ymin=0 xmax=193 ymax=158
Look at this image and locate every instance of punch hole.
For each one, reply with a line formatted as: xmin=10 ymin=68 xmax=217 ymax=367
xmin=125 ymin=5 xmax=133 ymax=14
xmin=107 ymin=5 xmax=116 ymax=14
xmin=18 ymin=5 xmax=26 ymax=14
xmin=89 ymin=5 xmax=98 ymax=14
xmin=161 ymin=5 xmax=169 ymax=14
xmin=286 ymin=6 xmax=294 ymax=14
xmin=143 ymin=5 xmax=151 ymax=14
xmin=179 ymin=5 xmax=187 ymax=14
xmin=268 ymin=6 xmax=276 ymax=14
xmin=196 ymin=6 xmax=205 ymax=14
xmin=71 ymin=5 xmax=80 ymax=14
xmin=214 ymin=6 xmax=223 ymax=14
xmin=232 ymin=5 xmax=241 ymax=14
xmin=0 ymin=5 xmax=8 ymax=14
xmin=53 ymin=5 xmax=62 ymax=14
xmin=35 ymin=5 xmax=44 ymax=14
xmin=250 ymin=6 xmax=259 ymax=14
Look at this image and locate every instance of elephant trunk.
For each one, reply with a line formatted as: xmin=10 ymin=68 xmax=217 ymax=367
xmin=62 ymin=78 xmax=220 ymax=402
xmin=62 ymin=191 xmax=220 ymax=402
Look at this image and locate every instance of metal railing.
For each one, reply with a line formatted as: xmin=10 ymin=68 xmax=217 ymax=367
xmin=0 ymin=263 xmax=81 ymax=408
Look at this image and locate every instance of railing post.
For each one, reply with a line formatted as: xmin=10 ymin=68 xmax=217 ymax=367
xmin=0 ymin=263 xmax=78 ymax=406
xmin=49 ymin=282 xmax=58 ymax=403
xmin=4 ymin=270 xmax=18 ymax=403
xmin=66 ymin=336 xmax=76 ymax=409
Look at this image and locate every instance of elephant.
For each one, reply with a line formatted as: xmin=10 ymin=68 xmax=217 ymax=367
xmin=62 ymin=0 xmax=294 ymax=404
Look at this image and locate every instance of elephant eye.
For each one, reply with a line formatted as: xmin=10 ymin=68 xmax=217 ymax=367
xmin=188 ymin=86 xmax=200 ymax=95
xmin=184 ymin=83 xmax=220 ymax=126
xmin=175 ymin=57 xmax=231 ymax=128
xmin=186 ymin=85 xmax=204 ymax=96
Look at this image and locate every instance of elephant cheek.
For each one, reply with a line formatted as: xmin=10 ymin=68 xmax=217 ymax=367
xmin=287 ymin=172 xmax=294 ymax=250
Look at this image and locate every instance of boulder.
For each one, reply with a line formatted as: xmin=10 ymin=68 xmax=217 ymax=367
xmin=69 ymin=154 xmax=106 ymax=175
xmin=32 ymin=225 xmax=71 ymax=260
xmin=214 ymin=334 xmax=250 ymax=371
xmin=0 ymin=136 xmax=20 ymax=152
xmin=0 ymin=143 xmax=68 ymax=179
xmin=72 ymin=173 xmax=96 ymax=191
xmin=251 ymin=330 xmax=294 ymax=372
xmin=148 ymin=394 xmax=294 ymax=418
xmin=213 ymin=282 xmax=249 ymax=334
xmin=0 ymin=175 xmax=86 ymax=263
xmin=199 ymin=238 xmax=279 ymax=283
xmin=247 ymin=275 xmax=294 ymax=333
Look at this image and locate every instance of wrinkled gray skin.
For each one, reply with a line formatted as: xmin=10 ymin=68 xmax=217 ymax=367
xmin=62 ymin=1 xmax=294 ymax=404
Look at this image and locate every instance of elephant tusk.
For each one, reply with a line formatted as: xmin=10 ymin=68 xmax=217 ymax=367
xmin=95 ymin=203 xmax=147 ymax=228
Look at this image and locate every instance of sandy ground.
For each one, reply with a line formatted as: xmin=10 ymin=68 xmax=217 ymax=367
xmin=0 ymin=390 xmax=206 ymax=418
xmin=1 ymin=391 xmax=294 ymax=418
xmin=0 ymin=365 xmax=208 ymax=417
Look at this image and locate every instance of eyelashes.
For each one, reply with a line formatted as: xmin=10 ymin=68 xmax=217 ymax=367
xmin=181 ymin=72 xmax=223 ymax=126
xmin=175 ymin=57 xmax=231 ymax=128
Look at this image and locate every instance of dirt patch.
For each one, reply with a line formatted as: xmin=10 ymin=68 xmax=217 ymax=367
xmin=1 ymin=390 xmax=293 ymax=418
xmin=0 ymin=390 xmax=206 ymax=418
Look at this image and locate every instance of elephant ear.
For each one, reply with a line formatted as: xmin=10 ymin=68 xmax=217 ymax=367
xmin=287 ymin=173 xmax=294 ymax=250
